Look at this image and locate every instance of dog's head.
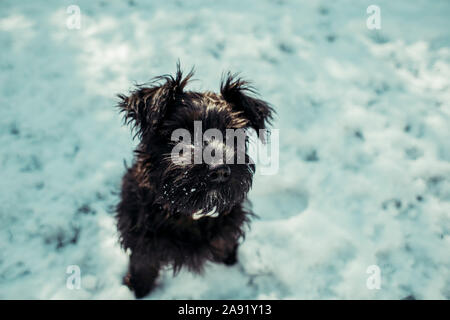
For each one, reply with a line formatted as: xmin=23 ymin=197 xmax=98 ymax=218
xmin=117 ymin=65 xmax=273 ymax=220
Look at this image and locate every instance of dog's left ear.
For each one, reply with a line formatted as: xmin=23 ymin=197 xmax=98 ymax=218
xmin=117 ymin=65 xmax=194 ymax=139
xmin=220 ymin=73 xmax=274 ymax=140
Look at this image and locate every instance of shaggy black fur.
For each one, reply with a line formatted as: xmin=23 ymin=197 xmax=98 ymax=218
xmin=115 ymin=64 xmax=273 ymax=298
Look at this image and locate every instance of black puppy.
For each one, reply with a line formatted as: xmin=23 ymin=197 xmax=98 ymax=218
xmin=115 ymin=65 xmax=273 ymax=298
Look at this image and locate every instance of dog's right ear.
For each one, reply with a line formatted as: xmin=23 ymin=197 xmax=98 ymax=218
xmin=117 ymin=66 xmax=194 ymax=139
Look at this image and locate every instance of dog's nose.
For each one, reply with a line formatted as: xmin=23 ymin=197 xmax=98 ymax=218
xmin=208 ymin=165 xmax=231 ymax=183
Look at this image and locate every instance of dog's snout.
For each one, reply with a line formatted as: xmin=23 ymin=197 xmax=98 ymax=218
xmin=208 ymin=164 xmax=231 ymax=183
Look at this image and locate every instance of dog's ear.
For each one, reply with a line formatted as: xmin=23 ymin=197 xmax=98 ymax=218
xmin=117 ymin=65 xmax=194 ymax=139
xmin=220 ymin=73 xmax=274 ymax=140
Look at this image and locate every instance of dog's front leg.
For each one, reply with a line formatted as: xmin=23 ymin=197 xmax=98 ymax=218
xmin=124 ymin=251 xmax=160 ymax=299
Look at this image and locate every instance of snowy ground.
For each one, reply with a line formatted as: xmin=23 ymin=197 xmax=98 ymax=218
xmin=0 ymin=0 xmax=449 ymax=299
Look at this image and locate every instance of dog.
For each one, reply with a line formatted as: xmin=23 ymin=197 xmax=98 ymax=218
xmin=115 ymin=65 xmax=273 ymax=298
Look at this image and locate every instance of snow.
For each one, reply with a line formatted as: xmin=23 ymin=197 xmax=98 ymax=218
xmin=1 ymin=0 xmax=449 ymax=299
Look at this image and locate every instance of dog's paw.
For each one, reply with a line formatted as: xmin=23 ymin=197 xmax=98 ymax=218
xmin=133 ymin=286 xmax=152 ymax=299
xmin=122 ymin=273 xmax=132 ymax=287
xmin=122 ymin=272 xmax=154 ymax=299
xmin=222 ymin=245 xmax=238 ymax=266
xmin=223 ymin=254 xmax=237 ymax=266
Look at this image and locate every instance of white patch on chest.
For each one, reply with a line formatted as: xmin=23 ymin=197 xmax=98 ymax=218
xmin=192 ymin=206 xmax=219 ymax=220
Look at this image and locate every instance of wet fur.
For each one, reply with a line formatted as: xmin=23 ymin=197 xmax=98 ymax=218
xmin=115 ymin=64 xmax=273 ymax=298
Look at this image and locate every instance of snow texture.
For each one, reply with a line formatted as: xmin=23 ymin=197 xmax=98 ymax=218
xmin=0 ymin=0 xmax=449 ymax=299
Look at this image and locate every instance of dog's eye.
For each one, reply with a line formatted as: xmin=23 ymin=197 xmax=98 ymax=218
xmin=171 ymin=136 xmax=184 ymax=145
